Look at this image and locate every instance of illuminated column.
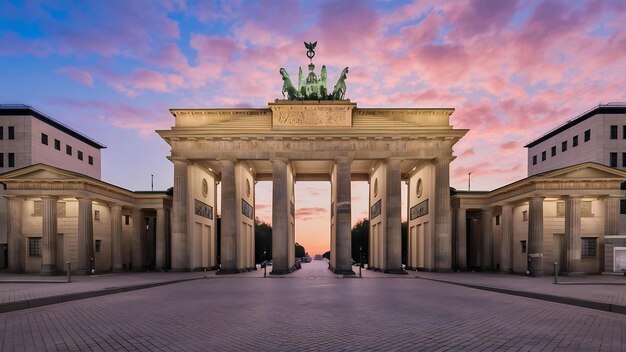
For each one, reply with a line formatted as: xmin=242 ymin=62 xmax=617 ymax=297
xmin=455 ymin=208 xmax=467 ymax=270
xmin=111 ymin=204 xmax=123 ymax=272
xmin=155 ymin=207 xmax=166 ymax=270
xmin=77 ymin=196 xmax=94 ymax=274
xmin=481 ymin=208 xmax=493 ymax=270
xmin=131 ymin=208 xmax=144 ymax=271
xmin=6 ymin=197 xmax=24 ymax=273
xmin=334 ymin=157 xmax=354 ymax=274
xmin=271 ymin=158 xmax=290 ymax=275
xmin=528 ymin=197 xmax=544 ymax=276
xmin=604 ymin=195 xmax=620 ymax=236
xmin=384 ymin=158 xmax=403 ymax=273
xmin=219 ymin=159 xmax=238 ymax=273
xmin=500 ymin=204 xmax=513 ymax=272
xmin=41 ymin=196 xmax=58 ymax=274
xmin=171 ymin=159 xmax=189 ymax=271
xmin=434 ymin=157 xmax=453 ymax=272
xmin=565 ymin=196 xmax=582 ymax=274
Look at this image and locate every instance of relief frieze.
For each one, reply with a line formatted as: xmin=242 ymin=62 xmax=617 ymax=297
xmin=271 ymin=105 xmax=352 ymax=127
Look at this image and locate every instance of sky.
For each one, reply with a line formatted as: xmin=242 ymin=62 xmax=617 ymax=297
xmin=2 ymin=0 xmax=626 ymax=255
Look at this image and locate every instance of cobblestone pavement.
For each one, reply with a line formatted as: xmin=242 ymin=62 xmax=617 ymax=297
xmin=1 ymin=261 xmax=625 ymax=351
xmin=415 ymin=271 xmax=626 ymax=307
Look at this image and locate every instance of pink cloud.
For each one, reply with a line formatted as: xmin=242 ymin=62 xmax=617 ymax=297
xmin=58 ymin=67 xmax=94 ymax=86
xmin=296 ymin=207 xmax=327 ymax=221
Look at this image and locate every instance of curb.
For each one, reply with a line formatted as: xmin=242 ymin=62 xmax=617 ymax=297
xmin=417 ymin=277 xmax=626 ymax=315
xmin=0 ymin=277 xmax=203 ymax=314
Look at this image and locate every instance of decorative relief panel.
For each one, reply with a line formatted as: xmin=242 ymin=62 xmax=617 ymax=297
xmin=410 ymin=199 xmax=429 ymax=220
xmin=241 ymin=199 xmax=254 ymax=219
xmin=271 ymin=105 xmax=353 ymax=127
xmin=195 ymin=199 xmax=213 ymax=219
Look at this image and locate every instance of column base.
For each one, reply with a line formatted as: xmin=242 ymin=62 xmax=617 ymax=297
xmin=333 ymin=268 xmax=356 ymax=275
xmin=384 ymin=268 xmax=408 ymax=275
xmin=40 ymin=264 xmax=58 ymax=275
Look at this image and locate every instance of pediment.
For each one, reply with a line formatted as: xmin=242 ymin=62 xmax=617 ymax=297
xmin=0 ymin=164 xmax=81 ymax=181
xmin=540 ymin=163 xmax=626 ymax=180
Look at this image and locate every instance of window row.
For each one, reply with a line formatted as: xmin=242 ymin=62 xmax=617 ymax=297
xmin=520 ymin=237 xmax=596 ymax=257
xmin=609 ymin=125 xmax=626 ymax=140
xmin=0 ymin=152 xmax=15 ymax=168
xmin=41 ymin=133 xmax=94 ymax=165
xmin=28 ymin=237 xmax=103 ymax=257
xmin=532 ymin=129 xmax=591 ymax=165
xmin=608 ymin=152 xmax=626 ymax=168
xmin=0 ymin=126 xmax=16 ymax=140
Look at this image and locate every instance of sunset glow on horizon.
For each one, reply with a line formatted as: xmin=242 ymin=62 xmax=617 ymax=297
xmin=2 ymin=0 xmax=626 ymax=256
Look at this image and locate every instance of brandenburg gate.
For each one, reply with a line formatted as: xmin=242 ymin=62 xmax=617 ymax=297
xmin=157 ymin=43 xmax=467 ymax=274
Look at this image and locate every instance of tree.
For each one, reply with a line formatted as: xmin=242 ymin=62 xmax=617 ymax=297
xmin=351 ymin=218 xmax=369 ymax=264
xmin=295 ymin=243 xmax=306 ymax=258
xmin=254 ymin=218 xmax=272 ymax=263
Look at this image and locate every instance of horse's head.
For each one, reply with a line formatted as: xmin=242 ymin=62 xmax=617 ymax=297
xmin=279 ymin=68 xmax=289 ymax=79
xmin=341 ymin=67 xmax=349 ymax=78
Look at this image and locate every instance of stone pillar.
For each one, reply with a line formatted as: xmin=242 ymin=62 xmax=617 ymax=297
xmin=131 ymin=208 xmax=144 ymax=271
xmin=481 ymin=208 xmax=493 ymax=271
xmin=77 ymin=196 xmax=94 ymax=274
xmin=434 ymin=157 xmax=453 ymax=272
xmin=334 ymin=158 xmax=354 ymax=274
xmin=40 ymin=196 xmax=58 ymax=274
xmin=528 ymin=197 xmax=544 ymax=276
xmin=604 ymin=195 xmax=620 ymax=236
xmin=171 ymin=159 xmax=188 ymax=271
xmin=271 ymin=158 xmax=290 ymax=275
xmin=565 ymin=196 xmax=582 ymax=274
xmin=219 ymin=159 xmax=238 ymax=274
xmin=155 ymin=208 xmax=166 ymax=270
xmin=500 ymin=204 xmax=513 ymax=272
xmin=6 ymin=197 xmax=23 ymax=273
xmin=110 ymin=204 xmax=123 ymax=272
xmin=455 ymin=208 xmax=467 ymax=270
xmin=384 ymin=158 xmax=403 ymax=273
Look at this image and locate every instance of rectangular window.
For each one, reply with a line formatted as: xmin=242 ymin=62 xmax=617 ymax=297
xmin=54 ymin=139 xmax=61 ymax=150
xmin=611 ymin=125 xmax=618 ymax=139
xmin=522 ymin=210 xmax=528 ymax=221
xmin=8 ymin=126 xmax=14 ymax=140
xmin=8 ymin=153 xmax=14 ymax=167
xmin=541 ymin=151 xmax=546 ymax=161
xmin=78 ymin=150 xmax=83 ymax=161
xmin=29 ymin=237 xmax=42 ymax=257
xmin=573 ymin=135 xmax=578 ymax=147
xmin=0 ymin=153 xmax=3 ymax=168
xmin=0 ymin=126 xmax=3 ymax=140
xmin=610 ymin=152 xmax=618 ymax=167
xmin=66 ymin=145 xmax=72 ymax=156
xmin=581 ymin=237 xmax=597 ymax=257
xmin=623 ymin=126 xmax=626 ymax=139
xmin=623 ymin=153 xmax=626 ymax=167
xmin=562 ymin=141 xmax=567 ymax=152
xmin=124 ymin=215 xmax=130 ymax=225
xmin=95 ymin=240 xmax=102 ymax=253
xmin=621 ymin=199 xmax=626 ymax=215
xmin=495 ymin=215 xmax=500 ymax=226
xmin=88 ymin=156 xmax=93 ymax=165
xmin=584 ymin=129 xmax=591 ymax=142
xmin=41 ymin=133 xmax=48 ymax=145
xmin=532 ymin=155 xmax=537 ymax=165
xmin=521 ymin=240 xmax=527 ymax=253
xmin=94 ymin=210 xmax=100 ymax=221
xmin=551 ymin=146 xmax=556 ymax=157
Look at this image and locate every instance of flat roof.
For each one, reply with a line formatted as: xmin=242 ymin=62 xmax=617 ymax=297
xmin=0 ymin=104 xmax=107 ymax=149
xmin=525 ymin=103 xmax=626 ymax=148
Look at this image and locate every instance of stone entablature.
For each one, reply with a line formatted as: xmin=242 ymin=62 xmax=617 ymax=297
xmin=269 ymin=101 xmax=355 ymax=128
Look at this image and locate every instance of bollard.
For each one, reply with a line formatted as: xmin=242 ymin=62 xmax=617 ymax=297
xmin=264 ymin=265 xmax=267 ymax=278
xmin=553 ymin=262 xmax=558 ymax=284
xmin=66 ymin=261 xmax=71 ymax=283
xmin=359 ymin=263 xmax=362 ymax=278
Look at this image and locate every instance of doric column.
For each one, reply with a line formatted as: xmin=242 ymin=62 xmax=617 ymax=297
xmin=334 ymin=157 xmax=354 ymax=274
xmin=271 ymin=158 xmax=290 ymax=275
xmin=565 ymin=196 xmax=582 ymax=274
xmin=77 ymin=196 xmax=94 ymax=274
xmin=41 ymin=196 xmax=58 ymax=274
xmin=434 ymin=157 xmax=453 ymax=272
xmin=6 ymin=197 xmax=24 ymax=273
xmin=384 ymin=158 xmax=403 ymax=273
xmin=219 ymin=159 xmax=238 ymax=273
xmin=455 ymin=208 xmax=467 ymax=270
xmin=131 ymin=208 xmax=144 ymax=271
xmin=481 ymin=208 xmax=493 ymax=271
xmin=604 ymin=195 xmax=620 ymax=236
xmin=155 ymin=207 xmax=166 ymax=270
xmin=500 ymin=204 xmax=513 ymax=272
xmin=110 ymin=204 xmax=123 ymax=272
xmin=171 ymin=159 xmax=188 ymax=271
xmin=528 ymin=197 xmax=545 ymax=276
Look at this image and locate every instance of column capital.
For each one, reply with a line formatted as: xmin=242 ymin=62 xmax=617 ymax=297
xmin=529 ymin=195 xmax=545 ymax=201
xmin=169 ymin=157 xmax=189 ymax=163
xmin=563 ymin=194 xmax=584 ymax=200
xmin=433 ymin=155 xmax=456 ymax=165
xmin=270 ymin=158 xmax=289 ymax=164
xmin=40 ymin=195 xmax=59 ymax=201
xmin=75 ymin=195 xmax=95 ymax=202
xmin=335 ymin=156 xmax=353 ymax=164
xmin=599 ymin=194 xmax=623 ymax=199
